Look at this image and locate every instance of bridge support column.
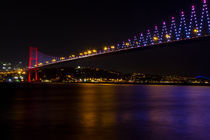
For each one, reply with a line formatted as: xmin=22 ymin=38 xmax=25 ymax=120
xmin=28 ymin=47 xmax=38 ymax=82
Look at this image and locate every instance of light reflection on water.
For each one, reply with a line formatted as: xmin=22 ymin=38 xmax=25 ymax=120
xmin=1 ymin=84 xmax=210 ymax=140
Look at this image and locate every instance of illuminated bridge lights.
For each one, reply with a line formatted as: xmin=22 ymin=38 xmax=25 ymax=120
xmin=177 ymin=11 xmax=188 ymax=39
xmin=153 ymin=36 xmax=159 ymax=41
xmin=31 ymin=0 xmax=210 ymax=70
xmin=128 ymin=39 xmax=133 ymax=47
xmin=161 ymin=21 xmax=170 ymax=42
xmin=165 ymin=34 xmax=171 ymax=39
xmin=132 ymin=36 xmax=139 ymax=47
xmin=188 ymin=5 xmax=199 ymax=37
xmin=169 ymin=16 xmax=178 ymax=40
xmin=125 ymin=42 xmax=130 ymax=46
xmin=122 ymin=41 xmax=127 ymax=48
xmin=199 ymin=0 xmax=210 ymax=35
xmin=145 ymin=29 xmax=154 ymax=45
xmin=52 ymin=59 xmax=56 ymax=62
xmin=111 ymin=46 xmax=115 ymax=49
xmin=193 ymin=29 xmax=199 ymax=33
xmin=104 ymin=47 xmax=108 ymax=51
xmin=87 ymin=50 xmax=92 ymax=54
xmin=153 ymin=26 xmax=160 ymax=43
xmin=60 ymin=57 xmax=65 ymax=60
xmin=139 ymin=33 xmax=146 ymax=46
xmin=116 ymin=44 xmax=120 ymax=49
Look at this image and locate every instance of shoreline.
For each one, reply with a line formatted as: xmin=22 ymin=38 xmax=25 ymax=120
xmin=0 ymin=82 xmax=210 ymax=88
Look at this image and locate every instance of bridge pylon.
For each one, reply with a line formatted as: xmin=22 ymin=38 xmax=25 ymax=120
xmin=28 ymin=47 xmax=38 ymax=82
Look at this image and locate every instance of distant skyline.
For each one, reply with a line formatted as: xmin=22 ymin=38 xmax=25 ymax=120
xmin=1 ymin=0 xmax=210 ymax=75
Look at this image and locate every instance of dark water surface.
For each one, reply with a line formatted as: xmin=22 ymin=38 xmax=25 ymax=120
xmin=1 ymin=84 xmax=210 ymax=140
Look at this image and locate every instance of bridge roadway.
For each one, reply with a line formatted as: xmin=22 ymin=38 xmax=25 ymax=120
xmin=31 ymin=34 xmax=210 ymax=69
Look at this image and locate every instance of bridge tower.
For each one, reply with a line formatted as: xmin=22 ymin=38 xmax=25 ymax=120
xmin=28 ymin=47 xmax=38 ymax=82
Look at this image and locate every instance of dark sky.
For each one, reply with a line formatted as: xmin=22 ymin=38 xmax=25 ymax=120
xmin=0 ymin=0 xmax=210 ymax=75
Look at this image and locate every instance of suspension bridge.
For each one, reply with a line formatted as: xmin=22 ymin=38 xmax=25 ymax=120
xmin=28 ymin=0 xmax=210 ymax=82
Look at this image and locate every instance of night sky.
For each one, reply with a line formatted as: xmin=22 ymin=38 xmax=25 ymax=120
xmin=0 ymin=0 xmax=210 ymax=75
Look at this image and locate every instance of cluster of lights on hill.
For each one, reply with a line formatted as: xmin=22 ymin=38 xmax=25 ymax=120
xmin=30 ymin=0 xmax=210 ymax=68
